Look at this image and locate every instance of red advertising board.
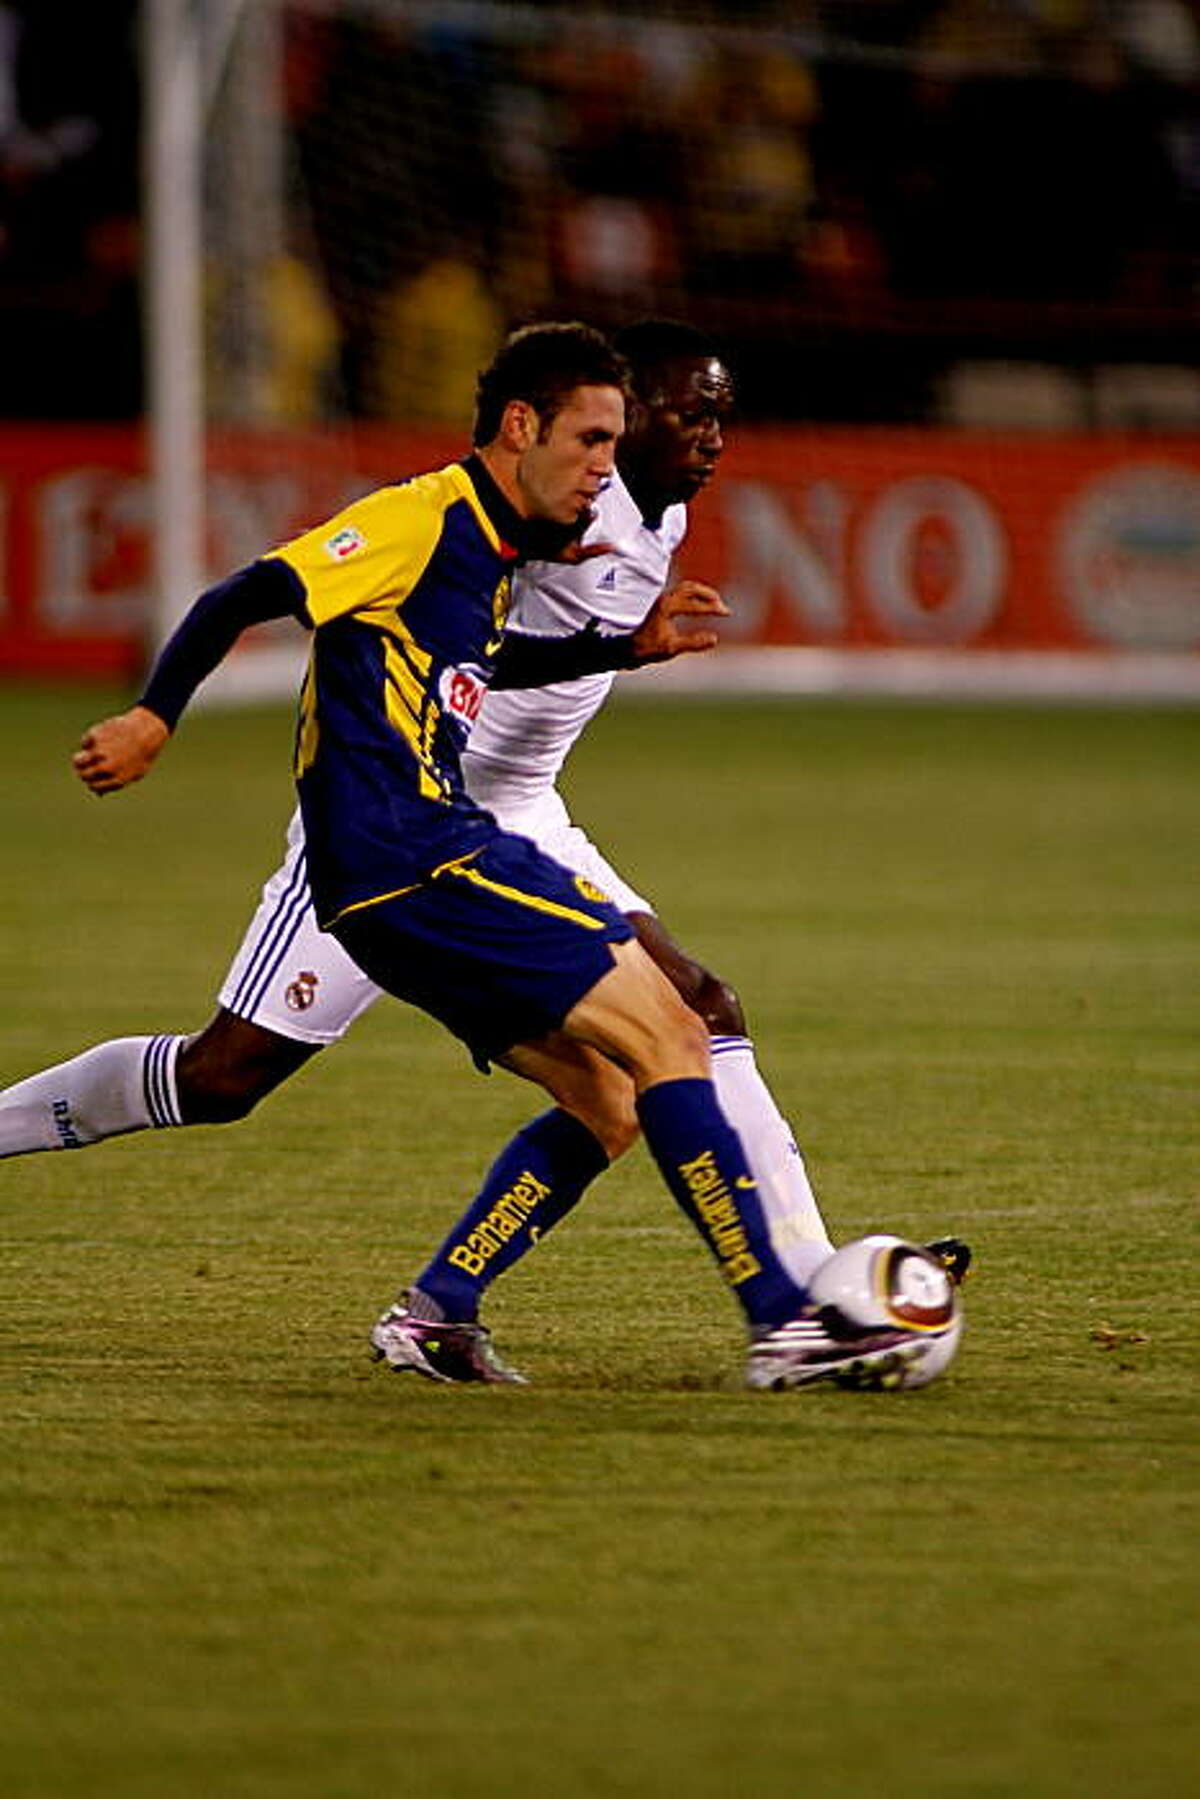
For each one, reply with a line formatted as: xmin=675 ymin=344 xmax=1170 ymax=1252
xmin=1 ymin=425 xmax=1197 ymax=678
xmin=688 ymin=430 xmax=1200 ymax=655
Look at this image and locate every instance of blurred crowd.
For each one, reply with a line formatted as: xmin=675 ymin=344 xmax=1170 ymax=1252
xmin=1 ymin=0 xmax=1197 ymax=425
xmin=0 ymin=0 xmax=140 ymax=417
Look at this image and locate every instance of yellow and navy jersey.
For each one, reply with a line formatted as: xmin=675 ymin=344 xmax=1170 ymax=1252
xmin=270 ymin=456 xmax=523 ymax=926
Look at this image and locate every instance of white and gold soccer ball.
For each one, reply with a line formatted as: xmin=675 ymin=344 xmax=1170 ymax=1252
xmin=808 ymin=1233 xmax=964 ymax=1389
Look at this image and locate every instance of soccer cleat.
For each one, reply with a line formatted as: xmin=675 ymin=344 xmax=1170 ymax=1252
xmin=745 ymin=1312 xmax=938 ymax=1393
xmin=369 ymin=1304 xmax=528 ymax=1385
xmin=925 ymin=1237 xmax=972 ymax=1285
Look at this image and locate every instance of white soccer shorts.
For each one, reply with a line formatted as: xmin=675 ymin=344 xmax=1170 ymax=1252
xmin=217 ymin=798 xmax=654 ymax=1046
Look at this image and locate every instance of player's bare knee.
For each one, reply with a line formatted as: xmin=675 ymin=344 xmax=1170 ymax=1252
xmin=639 ymin=996 xmax=712 ymax=1080
xmin=174 ymin=1014 xmax=317 ymax=1126
xmin=176 ymin=1040 xmax=293 ymax=1124
xmin=588 ymin=1091 xmax=640 ymax=1160
xmin=693 ymin=971 xmax=746 ymax=1037
xmin=570 ymin=1103 xmax=638 ymax=1162
xmin=551 ymin=1066 xmax=639 ymax=1160
xmin=680 ymin=1002 xmax=715 ymax=1065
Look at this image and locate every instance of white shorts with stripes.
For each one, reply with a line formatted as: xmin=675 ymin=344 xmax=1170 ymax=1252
xmin=217 ymin=799 xmax=653 ymax=1047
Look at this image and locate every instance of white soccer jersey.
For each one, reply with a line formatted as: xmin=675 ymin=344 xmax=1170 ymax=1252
xmin=461 ymin=471 xmax=688 ymax=805
xmin=218 ymin=472 xmax=687 ymax=1044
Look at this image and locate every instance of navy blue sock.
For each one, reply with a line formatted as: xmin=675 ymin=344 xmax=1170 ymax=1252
xmin=414 ymin=1109 xmax=609 ymax=1320
xmin=637 ymin=1077 xmax=806 ymax=1328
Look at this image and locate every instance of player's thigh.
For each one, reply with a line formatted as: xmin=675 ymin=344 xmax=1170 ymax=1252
xmin=219 ymin=840 xmax=383 ymax=1046
xmin=561 ymin=938 xmax=711 ymax=1084
xmin=331 ymin=834 xmax=635 ymax=1070
xmin=628 ymin=911 xmax=745 ymax=1035
xmin=491 ymin=793 xmax=737 ymax=1026
xmin=628 ymin=911 xmax=706 ymax=1005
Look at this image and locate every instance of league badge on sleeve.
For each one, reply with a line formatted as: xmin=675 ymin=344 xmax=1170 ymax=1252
xmin=324 ymin=525 xmax=367 ymax=561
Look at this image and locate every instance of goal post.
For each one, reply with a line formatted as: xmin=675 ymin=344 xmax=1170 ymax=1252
xmin=143 ymin=0 xmax=205 ymax=650
xmin=143 ymin=0 xmax=310 ymax=700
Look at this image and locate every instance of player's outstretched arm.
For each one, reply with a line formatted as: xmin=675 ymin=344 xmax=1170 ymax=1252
xmin=71 ymin=557 xmax=305 ymax=796
xmin=491 ymin=579 xmax=727 ymax=691
xmin=628 ymin=580 xmax=728 ymax=664
xmin=73 ymin=706 xmax=171 ymax=795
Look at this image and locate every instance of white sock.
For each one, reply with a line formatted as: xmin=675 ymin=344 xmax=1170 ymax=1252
xmin=710 ymin=1035 xmax=834 ymax=1285
xmin=0 ymin=1035 xmax=184 ymax=1158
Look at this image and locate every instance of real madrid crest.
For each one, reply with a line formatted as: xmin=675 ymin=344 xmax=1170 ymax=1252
xmin=285 ymin=970 xmax=319 ymax=1012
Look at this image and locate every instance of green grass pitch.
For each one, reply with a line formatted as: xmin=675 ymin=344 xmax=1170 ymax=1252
xmin=1 ymin=686 xmax=1196 ymax=1799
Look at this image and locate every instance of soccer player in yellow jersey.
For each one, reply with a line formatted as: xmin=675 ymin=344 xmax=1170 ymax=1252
xmin=7 ymin=323 xmax=956 ymax=1391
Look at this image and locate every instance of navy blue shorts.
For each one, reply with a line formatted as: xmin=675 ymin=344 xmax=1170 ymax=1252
xmin=331 ymin=833 xmax=635 ymax=1068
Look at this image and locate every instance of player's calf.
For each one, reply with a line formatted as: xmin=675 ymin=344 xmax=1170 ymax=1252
xmin=175 ymin=1011 xmax=318 ymax=1124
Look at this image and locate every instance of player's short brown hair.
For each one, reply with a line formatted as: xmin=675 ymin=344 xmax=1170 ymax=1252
xmin=473 ymin=322 xmax=630 ymax=446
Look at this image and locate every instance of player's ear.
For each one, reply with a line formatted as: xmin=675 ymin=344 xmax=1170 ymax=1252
xmin=500 ymin=399 xmax=539 ymax=452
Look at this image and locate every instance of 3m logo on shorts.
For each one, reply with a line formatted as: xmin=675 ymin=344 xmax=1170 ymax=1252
xmin=324 ymin=526 xmax=366 ymax=561
xmin=285 ymin=970 xmax=319 ymax=1011
xmin=439 ymin=663 xmax=488 ymax=726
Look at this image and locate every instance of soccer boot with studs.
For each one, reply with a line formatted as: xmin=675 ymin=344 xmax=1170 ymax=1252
xmin=369 ymin=1302 xmax=528 ymax=1385
xmin=745 ymin=1312 xmax=938 ymax=1393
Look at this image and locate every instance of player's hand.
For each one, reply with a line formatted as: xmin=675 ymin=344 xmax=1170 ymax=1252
xmin=72 ymin=705 xmax=170 ymax=795
xmin=629 ymin=580 xmax=728 ymax=664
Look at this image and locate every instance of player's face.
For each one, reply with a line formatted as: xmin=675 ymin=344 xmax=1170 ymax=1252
xmin=518 ymin=384 xmax=625 ymax=526
xmin=625 ymin=357 xmax=735 ymax=507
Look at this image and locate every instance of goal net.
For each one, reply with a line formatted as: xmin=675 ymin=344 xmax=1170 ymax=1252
xmin=147 ymin=0 xmax=1200 ymax=699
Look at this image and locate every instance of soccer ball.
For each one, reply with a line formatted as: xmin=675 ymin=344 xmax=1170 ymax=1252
xmin=808 ymin=1234 xmax=963 ymax=1389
